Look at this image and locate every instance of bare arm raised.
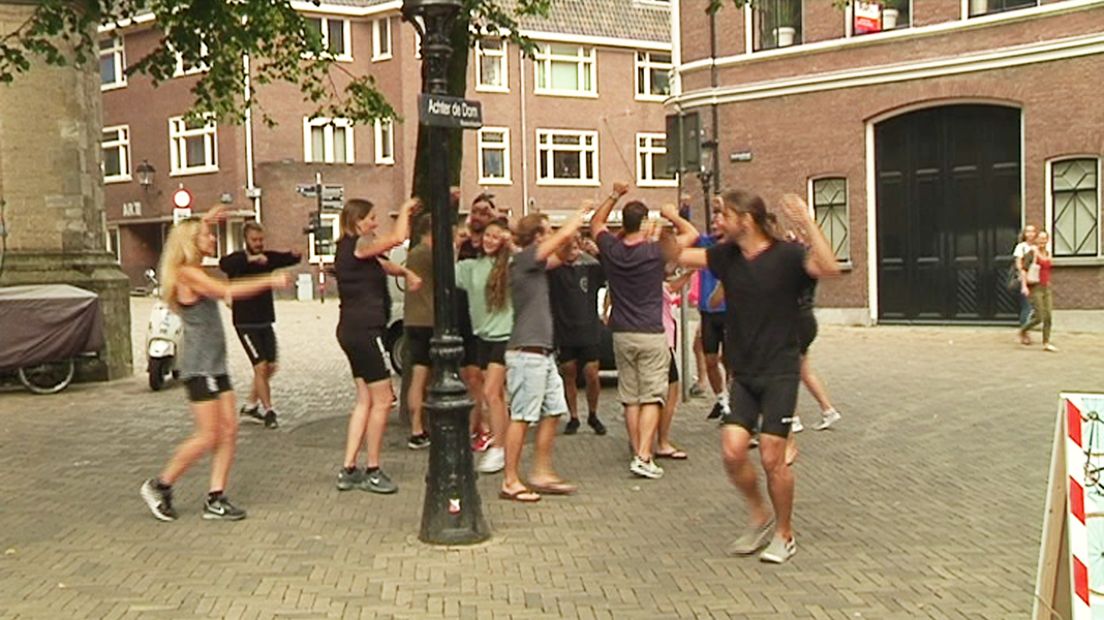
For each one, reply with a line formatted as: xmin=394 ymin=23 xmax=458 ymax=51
xmin=354 ymin=198 xmax=420 ymax=259
xmin=779 ymin=194 xmax=840 ymax=279
xmin=660 ymin=202 xmax=700 ymax=248
xmin=589 ymin=182 xmax=630 ymax=238
xmin=540 ymin=202 xmax=595 ymax=268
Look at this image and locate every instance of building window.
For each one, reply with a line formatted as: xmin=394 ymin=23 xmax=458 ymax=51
xmin=635 ymin=52 xmax=671 ymax=101
xmin=173 ymin=41 xmax=209 ymax=77
xmin=753 ymin=0 xmax=803 ymax=51
xmin=169 ymin=116 xmax=218 ymax=175
xmin=99 ymin=37 xmax=126 ymax=90
xmin=476 ymin=39 xmax=508 ymax=92
xmin=534 ymin=44 xmax=596 ymax=97
xmin=374 ymin=118 xmax=394 ymax=165
xmin=309 ymin=213 xmax=341 ymax=263
xmin=852 ymin=0 xmax=911 ymax=34
xmin=636 ymin=133 xmax=676 ymax=187
xmin=304 ymin=117 xmax=354 ymax=164
xmin=811 ymin=178 xmax=850 ymax=262
xmin=101 ymin=125 xmax=131 ymax=183
xmin=106 ymin=227 xmax=121 ymax=263
xmin=536 ymin=129 xmax=598 ymax=186
xmin=478 ymin=128 xmax=511 ymax=185
xmin=307 ymin=17 xmax=351 ymax=59
xmin=968 ymin=0 xmax=1037 ymax=17
xmin=1051 ymin=158 xmax=1101 ymax=258
xmin=372 ymin=18 xmax=392 ymax=61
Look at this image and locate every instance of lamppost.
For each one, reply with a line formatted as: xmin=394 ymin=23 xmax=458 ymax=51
xmin=402 ymin=0 xmax=490 ymax=546
xmin=136 ymin=160 xmax=156 ymax=191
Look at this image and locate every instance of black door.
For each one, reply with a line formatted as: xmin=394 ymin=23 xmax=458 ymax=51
xmin=875 ymin=104 xmax=1021 ymax=323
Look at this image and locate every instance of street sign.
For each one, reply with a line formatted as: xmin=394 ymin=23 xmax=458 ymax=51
xmin=418 ymin=94 xmax=483 ymax=129
xmin=172 ymin=188 xmax=192 ymax=209
xmin=321 ymin=184 xmax=344 ymax=211
xmin=172 ymin=207 xmax=192 ymax=225
xmin=296 ymin=184 xmax=318 ymax=198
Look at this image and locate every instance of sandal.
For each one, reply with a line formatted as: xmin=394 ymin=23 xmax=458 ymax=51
xmin=499 ymin=487 xmax=541 ymax=502
xmin=655 ymin=449 xmax=688 ymax=460
xmin=527 ymin=480 xmax=577 ymax=496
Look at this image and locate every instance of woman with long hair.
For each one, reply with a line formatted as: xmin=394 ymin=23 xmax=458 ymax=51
xmin=140 ymin=208 xmax=290 ymax=522
xmin=1019 ymin=230 xmax=1057 ymax=352
xmin=455 ymin=217 xmax=514 ymax=474
xmin=1013 ymin=224 xmax=1039 ymax=342
xmin=334 ymin=198 xmax=421 ymax=494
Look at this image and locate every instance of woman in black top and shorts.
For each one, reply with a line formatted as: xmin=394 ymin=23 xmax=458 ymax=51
xmin=334 ymin=198 xmax=421 ymax=495
xmin=140 ymin=207 xmax=290 ymax=522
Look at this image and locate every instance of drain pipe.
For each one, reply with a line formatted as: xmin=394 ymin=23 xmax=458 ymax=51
xmin=519 ymin=45 xmax=530 ymax=215
xmin=243 ymin=52 xmax=260 ymax=222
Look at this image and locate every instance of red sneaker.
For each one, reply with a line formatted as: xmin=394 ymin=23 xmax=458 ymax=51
xmin=471 ymin=431 xmax=493 ymax=453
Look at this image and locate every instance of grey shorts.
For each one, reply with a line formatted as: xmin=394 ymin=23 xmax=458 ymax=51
xmin=612 ymin=332 xmax=669 ymax=406
xmin=505 ymin=351 xmax=568 ymax=423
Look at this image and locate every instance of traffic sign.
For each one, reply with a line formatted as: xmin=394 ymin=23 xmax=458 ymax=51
xmin=296 ymin=184 xmax=318 ymax=198
xmin=172 ymin=188 xmax=192 ymax=208
xmin=172 ymin=207 xmax=192 ymax=225
xmin=321 ymin=184 xmax=344 ymax=199
xmin=419 ymin=94 xmax=483 ymax=129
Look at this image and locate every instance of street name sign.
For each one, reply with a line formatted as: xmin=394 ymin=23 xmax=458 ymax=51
xmin=419 ymin=94 xmax=483 ymax=129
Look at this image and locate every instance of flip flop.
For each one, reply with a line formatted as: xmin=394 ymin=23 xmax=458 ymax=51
xmin=655 ymin=449 xmax=688 ymax=460
xmin=528 ymin=481 xmax=577 ymax=496
xmin=499 ymin=487 xmax=541 ymax=502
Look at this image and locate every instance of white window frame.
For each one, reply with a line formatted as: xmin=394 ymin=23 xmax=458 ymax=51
xmin=99 ymin=36 xmax=127 ymax=91
xmin=808 ymin=176 xmax=851 ymax=263
xmin=173 ymin=41 xmax=209 ymax=77
xmin=844 ymin=0 xmax=914 ymax=37
xmin=372 ymin=17 xmax=392 ymax=61
xmin=303 ymin=117 xmax=355 ymax=164
xmin=635 ymin=133 xmax=676 ymax=188
xmin=106 ymin=227 xmax=121 ymax=263
xmin=477 ymin=127 xmax=511 ymax=185
xmin=536 ymin=129 xmax=599 ymax=187
xmin=1045 ymin=156 xmax=1103 ymax=261
xmin=745 ymin=0 xmax=805 ymax=53
xmin=475 ymin=38 xmax=509 ymax=93
xmin=374 ymin=118 xmax=395 ymax=165
xmin=168 ymin=115 xmax=219 ymax=176
xmin=309 ymin=213 xmax=342 ymax=264
xmin=304 ymin=17 xmax=352 ymax=61
xmin=533 ymin=43 xmax=597 ymax=98
xmin=101 ymin=125 xmax=132 ymax=184
xmin=963 ymin=0 xmax=1039 ymax=19
xmin=634 ymin=51 xmax=672 ymax=102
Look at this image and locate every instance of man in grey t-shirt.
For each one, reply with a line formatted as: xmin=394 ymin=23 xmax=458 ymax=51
xmin=499 ymin=205 xmax=592 ymax=503
xmin=592 ymin=182 xmax=698 ymax=481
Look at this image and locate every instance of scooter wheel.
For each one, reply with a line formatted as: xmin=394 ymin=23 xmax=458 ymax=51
xmin=149 ymin=357 xmax=174 ymax=391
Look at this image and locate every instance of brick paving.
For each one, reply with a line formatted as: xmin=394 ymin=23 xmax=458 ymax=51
xmin=0 ymin=297 xmax=1099 ymax=619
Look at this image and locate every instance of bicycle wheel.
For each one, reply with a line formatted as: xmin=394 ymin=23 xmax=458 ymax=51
xmin=18 ymin=359 xmax=75 ymax=395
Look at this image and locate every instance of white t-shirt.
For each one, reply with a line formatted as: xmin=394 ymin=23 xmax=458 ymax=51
xmin=1013 ymin=241 xmax=1033 ymax=259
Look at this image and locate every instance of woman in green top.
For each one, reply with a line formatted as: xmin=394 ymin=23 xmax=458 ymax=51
xmin=455 ymin=218 xmax=513 ymax=474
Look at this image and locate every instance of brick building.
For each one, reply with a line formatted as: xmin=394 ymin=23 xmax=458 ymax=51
xmin=671 ymin=0 xmax=1104 ymax=327
xmin=99 ymin=0 xmax=676 ymax=288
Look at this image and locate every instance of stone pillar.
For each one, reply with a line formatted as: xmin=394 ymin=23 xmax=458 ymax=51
xmin=0 ymin=2 xmax=132 ymax=381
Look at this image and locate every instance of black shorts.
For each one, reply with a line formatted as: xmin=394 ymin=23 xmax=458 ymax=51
xmin=337 ymin=327 xmax=392 ymax=384
xmin=477 ymin=338 xmax=507 ymax=370
xmin=236 ymin=326 xmax=277 ymax=366
xmin=557 ymin=344 xmax=599 ymax=366
xmin=722 ymin=374 xmax=800 ymax=438
xmin=184 ymin=374 xmax=232 ymax=402
xmin=462 ymin=335 xmax=479 ymax=368
xmin=798 ymin=312 xmax=818 ymax=355
xmin=668 ymin=350 xmax=679 ymax=384
xmin=701 ymin=311 xmax=726 ymax=355
xmin=406 ymin=326 xmax=433 ymax=367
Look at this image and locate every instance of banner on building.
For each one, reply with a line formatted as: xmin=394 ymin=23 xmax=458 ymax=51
xmin=854 ymin=1 xmax=883 ymax=34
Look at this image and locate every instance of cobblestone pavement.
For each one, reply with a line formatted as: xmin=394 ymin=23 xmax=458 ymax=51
xmin=0 ymin=298 xmax=1099 ymax=619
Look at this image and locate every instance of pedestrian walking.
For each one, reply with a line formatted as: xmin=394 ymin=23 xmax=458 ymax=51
xmin=403 ymin=216 xmax=435 ymax=450
xmin=218 ymin=221 xmax=301 ymax=429
xmin=140 ymin=208 xmax=290 ymax=522
xmin=695 ymin=209 xmax=731 ymax=420
xmin=1013 ymin=224 xmax=1039 ymax=340
xmin=547 ymin=232 xmax=607 ymax=436
xmin=591 ymin=183 xmax=698 ymax=481
xmin=455 ymin=217 xmax=514 ymax=474
xmin=657 ymin=236 xmax=694 ymax=461
xmin=458 ymin=194 xmax=496 ymax=452
xmin=678 ymin=190 xmax=840 ymax=564
xmin=1019 ymin=230 xmax=1057 ymax=352
xmin=334 ymin=198 xmax=421 ymax=495
xmin=500 ymin=208 xmax=592 ymax=502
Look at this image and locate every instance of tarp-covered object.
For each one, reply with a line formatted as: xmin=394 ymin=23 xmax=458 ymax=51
xmin=0 ymin=285 xmax=105 ymax=371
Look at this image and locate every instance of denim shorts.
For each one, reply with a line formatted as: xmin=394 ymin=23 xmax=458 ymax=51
xmin=505 ymin=351 xmax=568 ymax=423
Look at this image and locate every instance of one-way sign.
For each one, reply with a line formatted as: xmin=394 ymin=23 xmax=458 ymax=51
xmin=419 ymin=94 xmax=483 ymax=129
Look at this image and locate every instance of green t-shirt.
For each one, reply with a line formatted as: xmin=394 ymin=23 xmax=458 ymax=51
xmin=455 ymin=256 xmax=513 ymax=341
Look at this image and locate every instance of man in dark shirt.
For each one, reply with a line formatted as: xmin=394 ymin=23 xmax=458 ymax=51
xmin=219 ymin=222 xmax=301 ymax=428
xmin=679 ymin=190 xmax=839 ymax=564
xmin=547 ymin=233 xmax=607 ymax=436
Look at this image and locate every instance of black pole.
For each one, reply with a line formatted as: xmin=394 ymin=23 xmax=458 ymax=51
xmin=406 ymin=0 xmax=490 ymax=545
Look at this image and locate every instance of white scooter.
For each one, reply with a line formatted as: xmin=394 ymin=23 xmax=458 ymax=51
xmin=145 ymin=269 xmax=182 ymax=391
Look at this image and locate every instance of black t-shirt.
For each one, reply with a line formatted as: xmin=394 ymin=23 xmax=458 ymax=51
xmin=334 ymin=235 xmax=390 ymax=332
xmin=547 ymin=255 xmax=605 ymax=348
xmin=219 ymin=250 xmax=301 ymax=327
xmin=455 ymin=238 xmax=482 ymax=338
xmin=706 ymin=241 xmax=814 ymax=377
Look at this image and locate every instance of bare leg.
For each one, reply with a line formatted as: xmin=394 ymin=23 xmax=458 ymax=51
xmin=706 ymin=354 xmax=725 ymax=398
xmin=759 ymin=434 xmax=796 ymax=540
xmin=560 ymin=360 xmax=579 ymax=421
xmin=583 ymin=361 xmax=601 ymax=415
xmin=693 ymin=327 xmax=708 ymax=391
xmin=624 ymin=405 xmax=640 ymax=454
xmin=257 ymin=362 xmax=275 ymax=410
xmin=658 ymin=381 xmax=679 ymax=454
xmin=800 ymin=355 xmax=833 ymax=413
xmin=529 ymin=417 xmax=566 ymax=484
xmin=462 ymin=365 xmax=486 ymax=435
xmin=636 ymin=403 xmax=662 ymax=461
xmin=408 ymin=364 xmax=430 ymax=436
xmin=160 ymin=400 xmax=220 ymax=485
xmin=209 ymin=392 xmax=240 ymax=492
xmin=502 ymin=420 xmax=529 ymax=491
xmin=721 ymin=425 xmax=770 ymax=527
xmin=342 ymin=379 xmax=372 ymax=468
xmin=363 ymin=379 xmax=394 ymax=469
xmin=483 ymin=364 xmax=508 ymax=447
xmin=247 ymin=364 xmax=261 ymax=408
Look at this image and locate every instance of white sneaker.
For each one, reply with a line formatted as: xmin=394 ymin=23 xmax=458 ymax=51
xmin=477 ymin=446 xmax=505 ymax=474
xmin=814 ymin=409 xmax=842 ymax=431
xmin=629 ymin=456 xmax=664 ymax=480
xmin=759 ymin=535 xmax=797 ymax=564
xmin=791 ymin=416 xmax=804 ymax=433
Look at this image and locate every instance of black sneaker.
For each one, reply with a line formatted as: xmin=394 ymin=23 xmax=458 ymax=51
xmin=140 ymin=479 xmax=177 ymax=522
xmin=263 ymin=409 xmax=279 ymax=429
xmin=587 ymin=415 xmax=607 ymax=436
xmin=707 ymin=403 xmax=724 ymax=420
xmin=203 ymin=495 xmax=246 ymax=521
xmin=407 ymin=433 xmax=430 ymax=450
xmin=564 ymin=418 xmax=580 ymax=435
xmin=337 ymin=467 xmax=363 ymax=491
xmin=240 ymin=403 xmax=264 ymax=424
xmin=361 ymin=468 xmax=398 ymax=494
